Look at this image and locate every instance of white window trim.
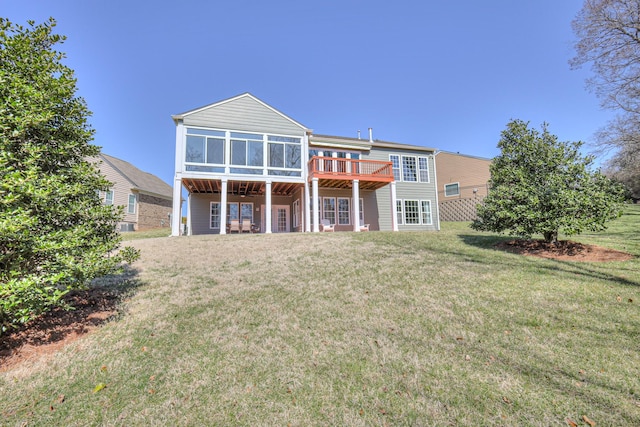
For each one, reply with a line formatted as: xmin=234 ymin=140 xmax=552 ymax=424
xmin=184 ymin=126 xmax=303 ymax=174
xmin=403 ymin=199 xmax=421 ymax=224
xmin=337 ymin=197 xmax=350 ymax=225
xmin=444 ymin=182 xmax=460 ymax=197
xmin=402 ymin=155 xmax=418 ymax=182
xmin=210 ymin=202 xmax=221 ymax=229
xmin=322 ymin=197 xmax=336 ymax=224
xmin=418 ymin=156 xmax=430 ymax=183
xmin=421 ymin=200 xmax=433 ymax=225
xmin=127 ymin=194 xmax=136 ymax=214
xmin=390 ymin=154 xmax=401 ymax=181
xmin=293 ymin=199 xmax=300 ymax=228
xmin=105 ymin=189 xmax=114 ymax=205
xmin=396 ymin=199 xmax=404 ymax=225
xmin=397 ymin=199 xmax=434 ymax=225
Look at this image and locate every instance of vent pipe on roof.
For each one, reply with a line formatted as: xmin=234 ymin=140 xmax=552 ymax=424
xmin=368 ymin=127 xmax=373 ymax=143
xmin=357 ymin=130 xmax=361 ymax=139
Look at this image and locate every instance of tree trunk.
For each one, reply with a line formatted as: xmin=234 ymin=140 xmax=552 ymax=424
xmin=543 ymin=230 xmax=558 ymax=244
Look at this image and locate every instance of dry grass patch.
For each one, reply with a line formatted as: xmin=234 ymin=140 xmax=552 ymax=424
xmin=1 ymin=214 xmax=640 ymax=426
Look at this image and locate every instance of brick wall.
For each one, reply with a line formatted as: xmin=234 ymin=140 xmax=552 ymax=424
xmin=138 ymin=194 xmax=172 ymax=230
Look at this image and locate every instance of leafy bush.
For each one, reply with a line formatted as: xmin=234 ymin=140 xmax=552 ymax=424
xmin=472 ymin=120 xmax=626 ymax=243
xmin=0 ymin=18 xmax=139 ymax=333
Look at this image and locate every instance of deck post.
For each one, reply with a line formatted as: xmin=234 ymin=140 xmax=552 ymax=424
xmin=304 ymin=179 xmax=311 ymax=232
xmin=390 ymin=181 xmax=399 ymax=231
xmin=352 ymin=180 xmax=360 ymax=232
xmin=312 ymin=178 xmax=319 ymax=232
xmin=171 ymin=176 xmax=182 ymax=236
xmin=220 ymin=179 xmax=228 ymax=234
xmin=186 ymin=192 xmax=192 ymax=236
xmin=265 ymin=181 xmax=272 ymax=233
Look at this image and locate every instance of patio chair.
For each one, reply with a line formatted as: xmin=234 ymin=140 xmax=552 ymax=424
xmin=241 ymin=218 xmax=252 ymax=233
xmin=229 ymin=219 xmax=240 ymax=233
xmin=320 ymin=219 xmax=335 ymax=232
xmin=359 ymin=220 xmax=370 ymax=232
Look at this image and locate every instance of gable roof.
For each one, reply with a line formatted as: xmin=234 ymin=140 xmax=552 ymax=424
xmin=171 ymin=92 xmax=310 ymax=131
xmin=99 ymin=153 xmax=173 ymax=200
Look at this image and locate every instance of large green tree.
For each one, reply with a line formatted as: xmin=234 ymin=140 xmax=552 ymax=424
xmin=471 ymin=120 xmax=625 ymax=243
xmin=0 ymin=18 xmax=138 ymax=333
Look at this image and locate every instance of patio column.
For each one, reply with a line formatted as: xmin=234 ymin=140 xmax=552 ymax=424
xmin=390 ymin=181 xmax=398 ymax=231
xmin=312 ymin=178 xmax=319 ymax=232
xmin=220 ymin=179 xmax=228 ymax=235
xmin=352 ymin=179 xmax=360 ymax=232
xmin=304 ymin=179 xmax=311 ymax=232
xmin=265 ymin=181 xmax=272 ymax=233
xmin=171 ymin=176 xmax=182 ymax=236
xmin=186 ymin=192 xmax=192 ymax=236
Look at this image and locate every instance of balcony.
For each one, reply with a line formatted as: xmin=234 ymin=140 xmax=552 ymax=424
xmin=308 ymin=156 xmax=394 ymax=190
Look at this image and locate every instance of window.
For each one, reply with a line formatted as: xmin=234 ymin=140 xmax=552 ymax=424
xmin=359 ymin=198 xmax=364 ymax=224
xmin=418 ymin=157 xmax=429 ymax=182
xmin=421 ymin=200 xmax=432 ymax=225
xmin=396 ymin=199 xmax=403 ymax=226
xmin=293 ymin=199 xmax=300 ymax=228
xmin=240 ymin=202 xmax=253 ymax=222
xmin=390 ymin=155 xmax=401 ymax=181
xmin=105 ymin=190 xmax=114 ymax=205
xmin=227 ymin=202 xmax=239 ymax=225
xmin=185 ymin=128 xmax=226 ymax=165
xmin=396 ymin=199 xmax=433 ymax=225
xmin=338 ymin=198 xmax=350 ymax=225
xmin=210 ymin=202 xmax=221 ymax=229
xmin=226 ymin=202 xmax=253 ymax=225
xmin=127 ymin=194 xmax=136 ymax=214
xmin=444 ymin=183 xmax=460 ymax=197
xmin=404 ymin=200 xmax=420 ymax=224
xmin=402 ymin=156 xmax=417 ymax=182
xmin=267 ymin=135 xmax=301 ymax=174
xmin=231 ymin=132 xmax=263 ymax=167
xmin=322 ymin=197 xmax=336 ymax=225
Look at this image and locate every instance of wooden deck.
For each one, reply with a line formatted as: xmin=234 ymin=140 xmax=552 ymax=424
xmin=308 ymin=156 xmax=394 ymax=190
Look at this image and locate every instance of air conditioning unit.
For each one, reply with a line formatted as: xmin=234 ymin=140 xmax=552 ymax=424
xmin=120 ymin=223 xmax=135 ymax=232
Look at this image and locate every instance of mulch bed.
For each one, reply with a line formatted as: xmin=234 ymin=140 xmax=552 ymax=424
xmin=495 ymin=239 xmax=634 ymax=262
xmin=0 ymin=287 xmax=120 ymax=372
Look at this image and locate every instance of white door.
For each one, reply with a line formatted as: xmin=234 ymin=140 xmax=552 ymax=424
xmin=260 ymin=205 xmax=291 ymax=233
xmin=262 ymin=205 xmax=290 ymax=233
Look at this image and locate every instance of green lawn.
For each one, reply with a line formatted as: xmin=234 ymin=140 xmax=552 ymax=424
xmin=1 ymin=207 xmax=639 ymax=426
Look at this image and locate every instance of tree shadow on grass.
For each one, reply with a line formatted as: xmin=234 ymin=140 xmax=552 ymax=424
xmin=0 ymin=267 xmax=142 ymax=369
xmin=458 ymin=234 xmax=640 ymax=288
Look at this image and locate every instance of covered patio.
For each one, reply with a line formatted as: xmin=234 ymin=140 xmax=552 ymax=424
xmin=180 ymin=178 xmax=303 ymax=234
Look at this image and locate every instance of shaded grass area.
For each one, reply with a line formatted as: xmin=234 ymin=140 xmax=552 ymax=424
xmin=1 ymin=209 xmax=639 ymax=426
xmin=120 ymin=228 xmax=172 ymax=241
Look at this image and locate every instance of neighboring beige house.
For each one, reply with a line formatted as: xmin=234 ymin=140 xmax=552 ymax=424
xmin=434 ymin=151 xmax=492 ymax=221
xmin=97 ymin=153 xmax=173 ymax=231
xmin=171 ymin=93 xmax=440 ymax=235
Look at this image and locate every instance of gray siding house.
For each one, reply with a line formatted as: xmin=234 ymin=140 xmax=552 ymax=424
xmin=170 ymin=93 xmax=439 ymax=235
xmin=97 ymin=153 xmax=173 ymax=231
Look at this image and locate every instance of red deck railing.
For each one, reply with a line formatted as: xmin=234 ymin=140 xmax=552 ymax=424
xmin=308 ymin=156 xmax=394 ymax=183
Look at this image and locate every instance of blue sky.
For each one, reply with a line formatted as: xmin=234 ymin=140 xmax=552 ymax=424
xmin=4 ymin=0 xmax=609 ymax=185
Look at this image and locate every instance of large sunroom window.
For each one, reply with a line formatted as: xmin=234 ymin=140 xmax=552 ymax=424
xmin=185 ymin=128 xmax=226 ymax=173
xmin=184 ymin=128 xmax=302 ymax=176
xmin=231 ymin=132 xmax=263 ymax=172
xmin=268 ymin=135 xmax=301 ymax=176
